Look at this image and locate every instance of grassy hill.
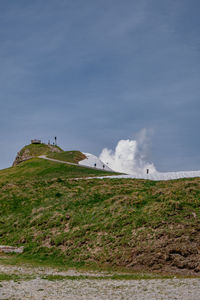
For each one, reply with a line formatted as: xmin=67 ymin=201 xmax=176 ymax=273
xmin=1 ymin=155 xmax=200 ymax=275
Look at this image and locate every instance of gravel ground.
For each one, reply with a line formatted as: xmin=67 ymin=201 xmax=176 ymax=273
xmin=1 ymin=278 xmax=200 ymax=299
xmin=0 ymin=264 xmax=200 ymax=300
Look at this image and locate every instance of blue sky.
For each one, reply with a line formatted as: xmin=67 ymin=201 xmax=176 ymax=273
xmin=0 ymin=0 xmax=200 ymax=171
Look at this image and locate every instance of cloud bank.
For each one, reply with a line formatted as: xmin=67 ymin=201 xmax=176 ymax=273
xmin=99 ymin=129 xmax=157 ymax=175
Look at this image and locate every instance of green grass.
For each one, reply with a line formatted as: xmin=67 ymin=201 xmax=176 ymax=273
xmin=0 ymin=273 xmax=20 ymax=281
xmin=0 ymin=158 xmax=117 ymax=181
xmin=47 ymin=151 xmax=86 ymax=163
xmin=1 ymin=157 xmax=200 ymax=275
xmin=0 ymin=273 xmax=33 ymax=281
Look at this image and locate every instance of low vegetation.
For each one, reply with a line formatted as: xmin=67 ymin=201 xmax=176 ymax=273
xmin=17 ymin=143 xmax=62 ymax=157
xmin=1 ymin=154 xmax=200 ymax=275
xmin=1 ymin=158 xmax=117 ymax=181
xmin=0 ymin=273 xmax=33 ymax=281
xmin=47 ymin=151 xmax=86 ymax=164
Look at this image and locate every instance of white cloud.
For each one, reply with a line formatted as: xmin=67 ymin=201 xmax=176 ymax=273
xmin=99 ymin=129 xmax=157 ymax=175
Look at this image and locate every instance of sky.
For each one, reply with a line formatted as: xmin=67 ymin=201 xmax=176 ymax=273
xmin=0 ymin=0 xmax=200 ymax=172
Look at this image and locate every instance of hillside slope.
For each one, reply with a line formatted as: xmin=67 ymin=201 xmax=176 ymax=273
xmin=47 ymin=150 xmax=86 ymax=164
xmin=1 ymin=157 xmax=200 ymax=275
xmin=47 ymin=151 xmax=113 ymax=171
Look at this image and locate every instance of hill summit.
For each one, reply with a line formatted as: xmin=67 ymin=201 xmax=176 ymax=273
xmin=13 ymin=142 xmax=63 ymax=166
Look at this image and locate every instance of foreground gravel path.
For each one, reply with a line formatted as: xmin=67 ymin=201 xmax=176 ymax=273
xmin=1 ymin=277 xmax=200 ymax=299
xmin=0 ymin=264 xmax=200 ymax=299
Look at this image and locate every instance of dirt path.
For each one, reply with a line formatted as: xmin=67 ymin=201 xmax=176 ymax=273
xmin=0 ymin=264 xmax=200 ymax=299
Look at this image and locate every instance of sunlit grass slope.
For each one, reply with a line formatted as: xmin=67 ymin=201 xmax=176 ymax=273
xmin=47 ymin=151 xmax=86 ymax=163
xmin=0 ymin=158 xmax=117 ymax=181
xmin=0 ymin=157 xmax=200 ymax=275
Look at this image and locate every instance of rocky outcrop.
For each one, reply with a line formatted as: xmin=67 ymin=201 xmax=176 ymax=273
xmin=13 ymin=148 xmax=33 ymax=166
xmin=0 ymin=245 xmax=24 ymax=253
xmin=48 ymin=145 xmax=62 ymax=153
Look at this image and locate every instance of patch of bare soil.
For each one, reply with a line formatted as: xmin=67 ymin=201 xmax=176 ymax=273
xmin=118 ymin=224 xmax=200 ymax=275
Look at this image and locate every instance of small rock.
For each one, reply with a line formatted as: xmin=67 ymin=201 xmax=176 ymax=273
xmin=0 ymin=245 xmax=24 ymax=254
